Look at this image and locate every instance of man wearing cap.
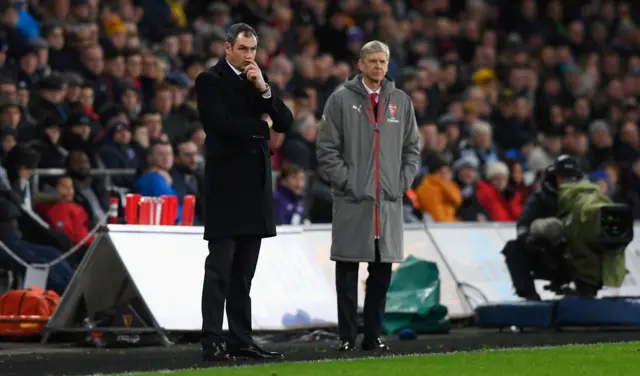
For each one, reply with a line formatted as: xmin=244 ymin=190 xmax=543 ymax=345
xmin=502 ymin=155 xmax=584 ymax=300
xmin=28 ymin=73 xmax=68 ymax=124
xmin=98 ymin=117 xmax=138 ymax=190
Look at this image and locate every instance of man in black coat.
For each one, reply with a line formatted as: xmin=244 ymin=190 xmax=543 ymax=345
xmin=195 ymin=23 xmax=293 ymax=362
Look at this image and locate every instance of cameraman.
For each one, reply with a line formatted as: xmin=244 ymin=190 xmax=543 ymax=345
xmin=502 ymin=155 xmax=583 ymax=300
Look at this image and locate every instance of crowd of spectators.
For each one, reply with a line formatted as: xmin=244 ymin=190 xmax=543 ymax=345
xmin=0 ymin=0 xmax=639 ymax=290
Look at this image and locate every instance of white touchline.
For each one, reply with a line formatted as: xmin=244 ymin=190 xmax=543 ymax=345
xmin=111 ymin=341 xmax=638 ymax=376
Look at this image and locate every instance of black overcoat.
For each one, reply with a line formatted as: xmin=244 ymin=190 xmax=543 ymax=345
xmin=195 ymin=59 xmax=293 ymax=240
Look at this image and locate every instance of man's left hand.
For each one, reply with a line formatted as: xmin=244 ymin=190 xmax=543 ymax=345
xmin=244 ymin=61 xmax=267 ymax=92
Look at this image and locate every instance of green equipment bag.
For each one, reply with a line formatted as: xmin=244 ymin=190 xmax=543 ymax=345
xmin=382 ymin=255 xmax=452 ymax=335
xmin=558 ymin=182 xmax=629 ymax=288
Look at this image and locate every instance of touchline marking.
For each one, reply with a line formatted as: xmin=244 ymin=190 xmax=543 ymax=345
xmin=113 ymin=341 xmax=640 ymax=376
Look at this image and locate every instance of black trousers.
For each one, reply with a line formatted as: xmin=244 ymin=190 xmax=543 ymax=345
xmin=502 ymin=239 xmax=572 ymax=298
xmin=201 ymin=237 xmax=261 ymax=348
xmin=335 ymin=240 xmax=392 ymax=341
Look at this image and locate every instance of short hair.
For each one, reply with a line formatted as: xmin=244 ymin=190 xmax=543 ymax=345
xmin=359 ymin=40 xmax=390 ymax=61
xmin=226 ymin=23 xmax=258 ymax=46
xmin=472 ymin=120 xmax=492 ymax=136
xmin=147 ymin=140 xmax=171 ymax=156
xmin=485 ymin=161 xmax=509 ymax=181
xmin=57 ymin=174 xmax=73 ymax=183
xmin=280 ymin=164 xmax=304 ymax=180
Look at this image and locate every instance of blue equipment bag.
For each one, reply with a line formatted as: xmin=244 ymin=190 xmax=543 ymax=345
xmin=556 ymin=296 xmax=640 ymax=326
xmin=475 ymin=301 xmax=556 ymax=328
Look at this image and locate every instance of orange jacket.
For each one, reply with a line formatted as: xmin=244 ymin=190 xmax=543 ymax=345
xmin=415 ymin=174 xmax=463 ymax=222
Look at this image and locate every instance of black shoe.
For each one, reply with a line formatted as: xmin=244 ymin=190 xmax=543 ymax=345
xmin=202 ymin=342 xmax=234 ymax=361
xmin=361 ymin=337 xmax=390 ymax=351
xmin=338 ymin=340 xmax=356 ymax=352
xmin=228 ymin=344 xmax=283 ymax=360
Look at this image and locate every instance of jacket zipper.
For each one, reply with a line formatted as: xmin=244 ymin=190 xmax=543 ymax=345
xmin=366 ymin=95 xmax=384 ymax=239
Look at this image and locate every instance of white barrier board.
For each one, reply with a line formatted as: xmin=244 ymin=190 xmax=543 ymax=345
xmin=108 ymin=225 xmax=337 ymax=331
xmin=431 ymin=223 xmax=640 ymax=303
xmin=302 ymin=224 xmax=472 ymax=319
xmin=427 ymin=224 xmax=520 ymax=304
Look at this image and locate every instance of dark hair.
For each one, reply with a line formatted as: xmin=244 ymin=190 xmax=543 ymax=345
xmin=0 ymin=75 xmax=14 ymax=86
xmin=147 ymin=140 xmax=171 ymax=156
xmin=57 ymin=174 xmax=73 ymax=183
xmin=226 ymin=23 xmax=258 ymax=46
xmin=280 ymin=164 xmax=304 ymax=180
xmin=4 ymin=143 xmax=40 ymax=181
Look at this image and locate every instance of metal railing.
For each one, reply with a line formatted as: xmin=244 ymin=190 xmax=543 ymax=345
xmin=32 ymin=168 xmax=137 ymax=191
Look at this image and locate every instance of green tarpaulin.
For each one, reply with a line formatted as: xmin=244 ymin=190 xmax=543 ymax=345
xmin=382 ymin=255 xmax=452 ymax=335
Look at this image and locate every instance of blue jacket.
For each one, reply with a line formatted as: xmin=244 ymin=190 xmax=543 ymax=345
xmin=136 ymin=172 xmax=182 ymax=223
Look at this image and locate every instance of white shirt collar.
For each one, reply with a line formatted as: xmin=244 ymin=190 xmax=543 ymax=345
xmin=227 ymin=60 xmax=243 ymax=76
xmin=362 ymin=78 xmax=381 ymax=96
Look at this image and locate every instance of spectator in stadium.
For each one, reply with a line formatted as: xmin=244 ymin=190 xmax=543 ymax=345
xmin=170 ymin=138 xmax=202 ymax=223
xmin=414 ymin=155 xmax=462 ymax=222
xmin=452 ymin=155 xmax=487 ymax=222
xmin=65 ymin=149 xmax=109 ymax=226
xmin=98 ymin=116 xmax=138 ymax=190
xmin=457 ymin=120 xmax=499 ymax=170
xmin=528 ymin=128 xmax=564 ymax=173
xmin=195 ymin=23 xmax=293 ymax=362
xmin=0 ymin=124 xmax=16 ymax=158
xmin=136 ymin=140 xmax=180 ymax=222
xmin=589 ymin=170 xmax=611 ymax=196
xmin=273 ymin=164 xmax=305 ymax=225
xmin=0 ymin=180 xmax=73 ymax=295
xmin=506 ymin=159 xmax=533 ymax=204
xmin=2 ymin=143 xmax=40 ymax=207
xmin=28 ymin=116 xmax=68 ymax=190
xmin=476 ymin=161 xmax=524 ymax=222
xmin=36 ymin=175 xmax=93 ymax=267
xmin=316 ymin=40 xmax=420 ymax=353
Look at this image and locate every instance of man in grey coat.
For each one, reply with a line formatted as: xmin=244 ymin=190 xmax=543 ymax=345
xmin=316 ymin=40 xmax=420 ymax=352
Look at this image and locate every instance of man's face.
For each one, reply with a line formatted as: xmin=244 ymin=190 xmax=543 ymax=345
xmin=151 ymin=144 xmax=174 ymax=171
xmin=225 ymin=33 xmax=257 ymax=70
xmin=284 ymin=172 xmax=305 ymax=195
xmin=126 ymin=54 xmax=142 ymax=77
xmin=458 ymin=167 xmax=476 ymax=185
xmin=70 ymin=151 xmax=91 ymax=177
xmin=359 ymin=51 xmax=388 ymax=83
xmin=143 ymin=113 xmax=163 ymax=137
xmin=57 ymin=177 xmax=75 ymax=201
xmin=83 ymin=47 xmax=104 ymax=75
xmin=114 ymin=128 xmax=131 ymax=145
xmin=0 ymin=83 xmax=16 ymax=101
xmin=154 ymin=89 xmax=173 ymax=114
xmin=20 ymin=54 xmax=38 ymax=74
xmin=122 ymin=89 xmax=139 ymax=109
xmin=176 ymin=141 xmax=198 ymax=171
xmin=1 ymin=106 xmax=21 ymax=127
xmin=45 ymin=126 xmax=61 ymax=144
xmin=71 ymin=123 xmax=91 ymax=140
xmin=1 ymin=134 xmax=16 ymax=154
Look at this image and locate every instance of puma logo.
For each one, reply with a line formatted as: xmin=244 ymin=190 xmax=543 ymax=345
xmin=352 ymin=105 xmax=362 ymax=113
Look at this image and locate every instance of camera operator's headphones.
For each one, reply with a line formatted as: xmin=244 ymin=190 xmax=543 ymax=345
xmin=554 ymin=155 xmax=583 ymax=181
xmin=541 ymin=155 xmax=583 ymax=194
